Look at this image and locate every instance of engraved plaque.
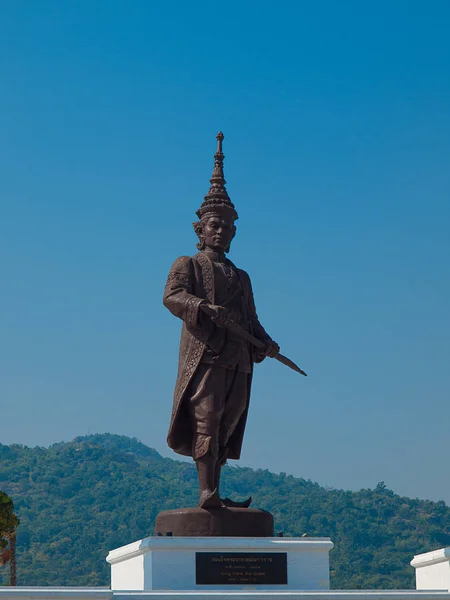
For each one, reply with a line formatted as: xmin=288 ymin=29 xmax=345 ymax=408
xmin=196 ymin=552 xmax=287 ymax=585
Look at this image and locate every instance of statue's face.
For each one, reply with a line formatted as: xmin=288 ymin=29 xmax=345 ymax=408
xmin=202 ymin=215 xmax=235 ymax=252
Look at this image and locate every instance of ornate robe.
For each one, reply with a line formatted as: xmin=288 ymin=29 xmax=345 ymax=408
xmin=163 ymin=251 xmax=272 ymax=460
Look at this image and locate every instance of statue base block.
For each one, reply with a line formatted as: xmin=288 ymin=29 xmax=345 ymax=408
xmin=155 ymin=507 xmax=273 ymax=537
xmin=106 ymin=536 xmax=334 ymax=591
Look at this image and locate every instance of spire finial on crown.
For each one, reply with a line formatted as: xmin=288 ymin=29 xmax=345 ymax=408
xmin=195 ymin=132 xmax=238 ymax=221
xmin=216 ymin=131 xmax=224 ymax=153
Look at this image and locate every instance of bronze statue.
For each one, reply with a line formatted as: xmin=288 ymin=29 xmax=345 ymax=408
xmin=163 ymin=133 xmax=304 ymax=510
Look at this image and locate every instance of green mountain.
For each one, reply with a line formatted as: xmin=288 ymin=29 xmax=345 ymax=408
xmin=1 ymin=433 xmax=449 ymax=588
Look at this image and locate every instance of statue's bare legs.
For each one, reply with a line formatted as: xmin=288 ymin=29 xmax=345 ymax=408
xmin=196 ymin=456 xmax=222 ymax=508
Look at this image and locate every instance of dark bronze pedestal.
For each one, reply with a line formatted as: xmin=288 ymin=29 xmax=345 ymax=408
xmin=155 ymin=507 xmax=274 ymax=537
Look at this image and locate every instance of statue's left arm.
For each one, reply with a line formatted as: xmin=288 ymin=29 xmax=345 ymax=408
xmin=241 ymin=270 xmax=280 ymax=362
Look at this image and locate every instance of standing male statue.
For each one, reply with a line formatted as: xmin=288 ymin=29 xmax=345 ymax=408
xmin=163 ymin=133 xmax=280 ymax=509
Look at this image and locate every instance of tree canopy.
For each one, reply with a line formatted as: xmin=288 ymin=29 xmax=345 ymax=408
xmin=0 ymin=491 xmax=19 ymax=548
xmin=0 ymin=490 xmax=19 ymax=584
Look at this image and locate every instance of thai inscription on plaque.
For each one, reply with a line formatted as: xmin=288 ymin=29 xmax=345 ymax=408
xmin=195 ymin=552 xmax=288 ymax=585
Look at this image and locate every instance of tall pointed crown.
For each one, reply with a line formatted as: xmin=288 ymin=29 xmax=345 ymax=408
xmin=196 ymin=132 xmax=238 ymax=221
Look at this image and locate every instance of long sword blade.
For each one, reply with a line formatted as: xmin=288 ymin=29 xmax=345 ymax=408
xmin=274 ymin=353 xmax=307 ymax=376
xmin=225 ymin=319 xmax=307 ymax=376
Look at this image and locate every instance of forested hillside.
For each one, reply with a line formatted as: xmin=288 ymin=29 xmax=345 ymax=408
xmin=1 ymin=434 xmax=449 ymax=588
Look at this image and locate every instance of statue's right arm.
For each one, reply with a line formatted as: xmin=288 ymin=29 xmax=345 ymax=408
xmin=163 ymin=256 xmax=205 ymax=329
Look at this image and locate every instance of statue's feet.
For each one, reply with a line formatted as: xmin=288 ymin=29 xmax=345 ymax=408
xmin=199 ymin=488 xmax=222 ymax=509
xmin=221 ymin=496 xmax=252 ymax=508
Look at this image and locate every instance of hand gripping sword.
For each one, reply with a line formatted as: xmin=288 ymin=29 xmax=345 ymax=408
xmin=200 ymin=305 xmax=307 ymax=376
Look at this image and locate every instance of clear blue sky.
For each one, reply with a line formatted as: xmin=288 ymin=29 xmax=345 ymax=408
xmin=1 ymin=1 xmax=449 ymax=504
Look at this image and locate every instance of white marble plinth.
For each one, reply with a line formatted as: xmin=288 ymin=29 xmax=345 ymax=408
xmin=106 ymin=536 xmax=333 ymax=591
xmin=4 ymin=591 xmax=450 ymax=600
xmin=411 ymin=548 xmax=450 ymax=591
